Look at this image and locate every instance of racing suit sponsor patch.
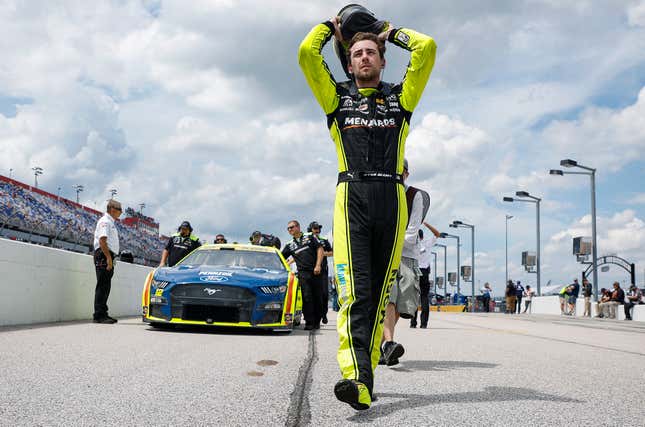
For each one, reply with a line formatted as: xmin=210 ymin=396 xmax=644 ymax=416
xmin=396 ymin=31 xmax=410 ymax=45
xmin=336 ymin=263 xmax=349 ymax=302
xmin=343 ymin=117 xmax=396 ymax=128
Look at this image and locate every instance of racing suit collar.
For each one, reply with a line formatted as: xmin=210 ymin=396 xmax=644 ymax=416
xmin=349 ymin=80 xmax=392 ymax=96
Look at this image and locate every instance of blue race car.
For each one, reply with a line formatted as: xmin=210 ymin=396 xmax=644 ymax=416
xmin=142 ymin=244 xmax=302 ymax=331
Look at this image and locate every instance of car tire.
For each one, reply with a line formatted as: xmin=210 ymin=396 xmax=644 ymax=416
xmin=150 ymin=322 xmax=173 ymax=330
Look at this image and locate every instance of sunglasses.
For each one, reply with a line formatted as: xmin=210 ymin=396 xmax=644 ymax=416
xmin=287 ymin=225 xmax=297 ymax=230
xmin=112 ymin=207 xmax=122 ymax=212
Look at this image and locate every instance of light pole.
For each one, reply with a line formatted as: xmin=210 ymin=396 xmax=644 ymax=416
xmin=451 ymin=220 xmax=475 ymax=312
xmin=434 ymin=243 xmax=447 ymax=301
xmin=440 ymin=232 xmax=460 ymax=296
xmin=431 ymin=251 xmax=437 ymax=299
xmin=550 ymin=159 xmax=598 ymax=299
xmin=109 ymin=189 xmax=117 ymax=200
xmin=505 ymin=215 xmax=513 ymax=285
xmin=139 ymin=203 xmax=146 ymax=215
xmin=31 ymin=167 xmax=43 ymax=188
xmin=503 ymin=192 xmax=541 ymax=296
xmin=73 ymin=185 xmax=84 ymax=204
xmin=8 ymin=168 xmax=12 ymax=179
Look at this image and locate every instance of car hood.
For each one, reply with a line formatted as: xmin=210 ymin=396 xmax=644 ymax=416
xmin=154 ymin=265 xmax=288 ymax=287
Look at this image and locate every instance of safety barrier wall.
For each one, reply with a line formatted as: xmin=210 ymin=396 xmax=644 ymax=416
xmin=530 ymin=296 xmax=564 ymax=315
xmin=530 ymin=295 xmax=645 ymax=321
xmin=0 ymin=238 xmax=151 ymax=327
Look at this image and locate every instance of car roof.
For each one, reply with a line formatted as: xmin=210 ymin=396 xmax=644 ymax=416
xmin=197 ymin=243 xmax=279 ymax=254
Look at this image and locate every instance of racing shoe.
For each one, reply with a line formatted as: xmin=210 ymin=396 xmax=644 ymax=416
xmin=379 ymin=353 xmax=399 ymax=366
xmin=381 ymin=341 xmax=404 ymax=366
xmin=334 ymin=379 xmax=371 ymax=410
xmin=93 ymin=317 xmax=116 ymax=324
xmin=106 ymin=316 xmax=118 ymax=323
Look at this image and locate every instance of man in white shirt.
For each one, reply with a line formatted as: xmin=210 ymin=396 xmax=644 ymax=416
xmin=92 ymin=199 xmax=122 ymax=324
xmin=410 ymin=222 xmax=440 ymax=328
xmin=481 ymin=282 xmax=493 ymax=312
xmin=381 ymin=159 xmax=430 ymax=366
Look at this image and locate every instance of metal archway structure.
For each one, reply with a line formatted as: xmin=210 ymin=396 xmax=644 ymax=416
xmin=582 ymin=255 xmax=635 ymax=286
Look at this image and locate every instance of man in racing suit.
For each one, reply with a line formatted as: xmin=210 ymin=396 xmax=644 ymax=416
xmin=159 ymin=221 xmax=201 ymax=267
xmin=299 ymin=16 xmax=436 ymax=410
xmin=281 ymin=220 xmax=324 ymax=330
xmin=308 ymin=221 xmax=333 ymax=324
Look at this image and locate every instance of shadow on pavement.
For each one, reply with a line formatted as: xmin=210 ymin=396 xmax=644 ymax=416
xmin=144 ymin=323 xmax=310 ymax=337
xmin=389 ymin=360 xmax=498 ymax=372
xmin=348 ymin=387 xmax=582 ymax=423
xmin=0 ymin=317 xmax=140 ymax=332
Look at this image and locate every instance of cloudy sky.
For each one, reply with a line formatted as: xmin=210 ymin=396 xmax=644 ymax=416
xmin=1 ymin=0 xmax=644 ymax=294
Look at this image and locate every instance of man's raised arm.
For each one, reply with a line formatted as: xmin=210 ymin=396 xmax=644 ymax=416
xmin=388 ymin=27 xmax=437 ymax=112
xmin=298 ymin=19 xmax=340 ymax=115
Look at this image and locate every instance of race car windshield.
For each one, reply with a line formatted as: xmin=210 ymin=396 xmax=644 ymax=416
xmin=178 ymin=249 xmax=286 ymax=272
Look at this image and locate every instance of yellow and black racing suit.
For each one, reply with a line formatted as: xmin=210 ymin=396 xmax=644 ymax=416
xmin=299 ymin=22 xmax=436 ymax=394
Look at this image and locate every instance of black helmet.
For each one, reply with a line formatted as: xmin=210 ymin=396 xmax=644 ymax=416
xmin=338 ymin=4 xmax=385 ymax=40
xmin=333 ymin=4 xmax=388 ymax=79
xmin=249 ymin=230 xmax=262 ymax=242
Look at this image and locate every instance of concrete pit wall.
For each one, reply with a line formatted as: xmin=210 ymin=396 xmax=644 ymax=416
xmin=0 ymin=238 xmax=151 ymax=327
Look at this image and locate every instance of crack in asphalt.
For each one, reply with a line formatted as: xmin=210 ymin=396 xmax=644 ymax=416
xmin=285 ymin=331 xmax=318 ymax=427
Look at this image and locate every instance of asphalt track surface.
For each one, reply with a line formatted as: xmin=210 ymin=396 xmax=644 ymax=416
xmin=2 ymin=312 xmax=644 ymax=426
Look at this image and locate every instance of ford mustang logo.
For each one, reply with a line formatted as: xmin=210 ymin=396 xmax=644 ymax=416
xmin=203 ymin=288 xmax=223 ymax=295
xmin=200 ymin=276 xmax=228 ymax=282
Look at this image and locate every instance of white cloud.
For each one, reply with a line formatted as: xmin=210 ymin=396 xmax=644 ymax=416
xmin=164 ymin=116 xmax=253 ymax=151
xmin=406 ymin=112 xmax=490 ymax=175
xmin=544 ymin=209 xmax=645 ymax=284
xmin=542 ymin=87 xmax=645 ymax=172
xmin=629 ymin=193 xmax=645 ymax=205
xmin=627 ymin=0 xmax=645 ymax=26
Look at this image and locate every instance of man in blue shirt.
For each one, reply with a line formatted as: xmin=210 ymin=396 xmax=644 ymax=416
xmin=568 ymin=279 xmax=580 ymax=316
xmin=515 ymin=281 xmax=525 ymax=314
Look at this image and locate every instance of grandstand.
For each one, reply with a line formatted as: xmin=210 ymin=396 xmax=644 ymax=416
xmin=0 ymin=175 xmax=167 ymax=265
